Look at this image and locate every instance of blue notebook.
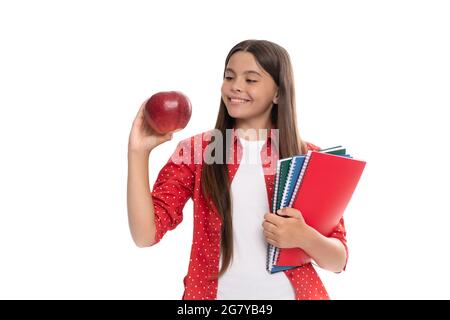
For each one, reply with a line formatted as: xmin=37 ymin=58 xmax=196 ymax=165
xmin=267 ymin=156 xmax=306 ymax=273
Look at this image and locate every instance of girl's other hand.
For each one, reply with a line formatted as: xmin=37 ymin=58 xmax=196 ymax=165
xmin=262 ymin=208 xmax=314 ymax=249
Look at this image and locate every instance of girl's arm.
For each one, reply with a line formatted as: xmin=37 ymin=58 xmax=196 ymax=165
xmin=127 ymin=150 xmax=157 ymax=247
xmin=127 ymin=102 xmax=173 ymax=247
xmin=300 ymin=226 xmax=347 ymax=273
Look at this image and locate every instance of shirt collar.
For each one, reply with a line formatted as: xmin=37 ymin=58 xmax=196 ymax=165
xmin=230 ymin=124 xmax=278 ymax=150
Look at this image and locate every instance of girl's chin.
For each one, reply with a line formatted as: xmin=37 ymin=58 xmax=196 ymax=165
xmin=226 ymin=102 xmax=250 ymax=114
xmin=226 ymin=108 xmax=247 ymax=119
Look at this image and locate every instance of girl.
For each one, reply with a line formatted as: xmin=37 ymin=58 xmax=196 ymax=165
xmin=127 ymin=40 xmax=348 ymax=300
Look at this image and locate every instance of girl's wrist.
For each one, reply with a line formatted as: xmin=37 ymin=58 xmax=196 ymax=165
xmin=128 ymin=140 xmax=152 ymax=156
xmin=128 ymin=145 xmax=151 ymax=160
xmin=299 ymin=225 xmax=319 ymax=250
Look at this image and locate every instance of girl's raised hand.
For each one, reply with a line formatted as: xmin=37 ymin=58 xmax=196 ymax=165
xmin=128 ymin=100 xmax=174 ymax=154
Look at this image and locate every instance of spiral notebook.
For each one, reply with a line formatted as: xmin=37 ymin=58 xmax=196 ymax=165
xmin=266 ymin=158 xmax=293 ymax=273
xmin=267 ymin=155 xmax=306 ymax=273
xmin=266 ymin=146 xmax=366 ymax=273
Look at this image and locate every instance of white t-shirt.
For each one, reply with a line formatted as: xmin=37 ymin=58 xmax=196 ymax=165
xmin=216 ymin=137 xmax=296 ymax=300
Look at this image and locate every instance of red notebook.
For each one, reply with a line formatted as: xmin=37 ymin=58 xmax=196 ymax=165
xmin=276 ymin=151 xmax=366 ymax=267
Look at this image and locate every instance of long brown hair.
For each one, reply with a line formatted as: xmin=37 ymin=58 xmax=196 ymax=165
xmin=201 ymin=40 xmax=308 ymax=277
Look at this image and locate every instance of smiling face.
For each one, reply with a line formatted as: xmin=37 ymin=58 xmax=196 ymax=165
xmin=221 ymin=51 xmax=279 ymax=130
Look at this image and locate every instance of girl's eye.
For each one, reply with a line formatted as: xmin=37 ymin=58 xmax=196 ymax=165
xmin=224 ymin=77 xmax=257 ymax=83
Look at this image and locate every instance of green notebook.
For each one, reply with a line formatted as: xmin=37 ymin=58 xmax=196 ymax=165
xmin=319 ymin=145 xmax=347 ymax=156
xmin=274 ymin=158 xmax=293 ymax=212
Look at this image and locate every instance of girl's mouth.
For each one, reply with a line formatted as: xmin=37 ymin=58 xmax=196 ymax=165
xmin=228 ymin=97 xmax=251 ymax=105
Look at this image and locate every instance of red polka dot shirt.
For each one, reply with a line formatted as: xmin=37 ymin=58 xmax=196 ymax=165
xmin=151 ymin=130 xmax=348 ymax=300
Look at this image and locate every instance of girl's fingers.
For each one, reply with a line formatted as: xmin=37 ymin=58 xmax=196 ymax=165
xmin=266 ymin=237 xmax=278 ymax=247
xmin=134 ymin=99 xmax=148 ymax=122
xmin=165 ymin=132 xmax=174 ymax=140
xmin=263 ymin=230 xmax=276 ymax=238
xmin=139 ymin=98 xmax=148 ymax=111
xmin=144 ymin=131 xmax=173 ymax=148
xmin=262 ymin=220 xmax=277 ymax=232
xmin=156 ymin=132 xmax=173 ymax=144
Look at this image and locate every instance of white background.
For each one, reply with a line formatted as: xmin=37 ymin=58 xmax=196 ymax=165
xmin=1 ymin=0 xmax=449 ymax=299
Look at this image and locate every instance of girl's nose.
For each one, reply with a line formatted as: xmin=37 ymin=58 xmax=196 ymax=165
xmin=231 ymin=79 xmax=244 ymax=92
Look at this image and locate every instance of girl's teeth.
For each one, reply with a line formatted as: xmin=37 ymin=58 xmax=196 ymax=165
xmin=230 ymin=98 xmax=248 ymax=103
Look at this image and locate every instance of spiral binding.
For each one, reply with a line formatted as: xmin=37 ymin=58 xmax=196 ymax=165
xmin=266 ymin=160 xmax=282 ymax=272
xmin=270 ymin=157 xmax=298 ymax=267
xmin=267 ymin=154 xmax=314 ymax=273
xmin=280 ymin=157 xmax=298 ymax=208
xmin=272 ymin=160 xmax=281 ymax=213
xmin=288 ymin=150 xmax=313 ymax=207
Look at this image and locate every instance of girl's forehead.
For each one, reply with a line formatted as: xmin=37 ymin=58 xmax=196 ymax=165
xmin=227 ymin=52 xmax=260 ymax=69
xmin=226 ymin=51 xmax=268 ymax=76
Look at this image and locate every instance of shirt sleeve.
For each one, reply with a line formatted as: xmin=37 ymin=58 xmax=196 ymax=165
xmin=328 ymin=217 xmax=349 ymax=272
xmin=152 ymin=138 xmax=195 ymax=244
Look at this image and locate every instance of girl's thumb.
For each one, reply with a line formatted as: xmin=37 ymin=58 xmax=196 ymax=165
xmin=158 ymin=132 xmax=173 ymax=144
xmin=278 ymin=208 xmax=301 ymax=219
xmin=149 ymin=132 xmax=173 ymax=148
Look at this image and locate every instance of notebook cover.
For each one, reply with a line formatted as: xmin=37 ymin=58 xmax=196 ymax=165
xmin=276 ymin=151 xmax=366 ymax=267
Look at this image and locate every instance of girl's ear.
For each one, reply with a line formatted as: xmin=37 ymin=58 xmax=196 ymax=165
xmin=273 ymin=89 xmax=279 ymax=104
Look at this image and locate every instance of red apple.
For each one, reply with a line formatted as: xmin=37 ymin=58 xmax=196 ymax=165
xmin=144 ymin=91 xmax=192 ymax=134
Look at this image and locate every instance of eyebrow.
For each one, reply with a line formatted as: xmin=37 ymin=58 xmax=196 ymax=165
xmin=225 ymin=68 xmax=262 ymax=77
